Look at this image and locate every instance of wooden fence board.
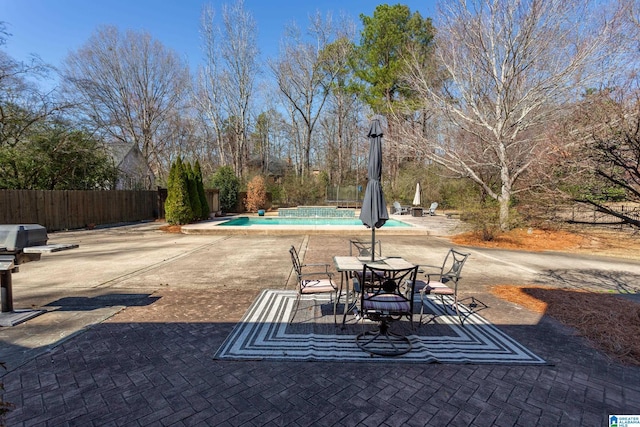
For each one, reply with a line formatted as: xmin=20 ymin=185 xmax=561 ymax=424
xmin=1 ymin=188 xmax=220 ymax=231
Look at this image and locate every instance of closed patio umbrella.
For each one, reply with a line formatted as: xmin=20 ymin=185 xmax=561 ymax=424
xmin=359 ymin=117 xmax=388 ymax=261
xmin=412 ymin=182 xmax=421 ymax=206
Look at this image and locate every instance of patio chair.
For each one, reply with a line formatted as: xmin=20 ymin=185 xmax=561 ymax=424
xmin=392 ymin=201 xmax=408 ymax=215
xmin=348 ymin=238 xmax=382 ymax=315
xmin=288 ymin=245 xmax=337 ymax=324
xmin=413 ymin=249 xmax=470 ymax=325
xmin=355 ymin=264 xmax=419 ymax=356
xmin=427 ymin=202 xmax=438 ymax=216
xmin=349 ymin=239 xmax=382 ymax=258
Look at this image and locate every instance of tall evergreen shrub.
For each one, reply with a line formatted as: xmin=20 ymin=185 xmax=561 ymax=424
xmin=185 ymin=161 xmax=202 ymax=220
xmin=164 ymin=160 xmax=177 ymax=221
xmin=195 ymin=160 xmax=210 ymax=218
xmin=165 ymin=157 xmax=194 ymax=225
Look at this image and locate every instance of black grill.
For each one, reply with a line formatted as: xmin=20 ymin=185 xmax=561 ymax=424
xmin=1 ymin=224 xmax=77 ymax=322
xmin=0 ymin=224 xmax=48 ymax=265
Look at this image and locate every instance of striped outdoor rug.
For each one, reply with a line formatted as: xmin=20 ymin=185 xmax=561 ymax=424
xmin=214 ymin=289 xmax=546 ymax=364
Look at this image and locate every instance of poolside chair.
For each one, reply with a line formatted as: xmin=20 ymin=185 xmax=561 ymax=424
xmin=288 ymin=245 xmax=337 ymax=324
xmin=413 ymin=249 xmax=470 ymax=325
xmin=427 ymin=202 xmax=438 ymax=216
xmin=355 ymin=264 xmax=419 ymax=356
xmin=392 ymin=201 xmax=408 ymax=215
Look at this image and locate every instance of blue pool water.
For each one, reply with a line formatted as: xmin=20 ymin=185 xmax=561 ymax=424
xmin=219 ymin=217 xmax=412 ymax=227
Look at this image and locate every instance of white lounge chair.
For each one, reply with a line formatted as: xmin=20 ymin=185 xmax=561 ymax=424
xmin=392 ymin=201 xmax=408 ymax=215
xmin=427 ymin=202 xmax=438 ymax=216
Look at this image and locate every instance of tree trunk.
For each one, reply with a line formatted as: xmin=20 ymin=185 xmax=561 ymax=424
xmin=498 ymin=193 xmax=510 ymax=231
xmin=499 ymin=163 xmax=511 ymax=230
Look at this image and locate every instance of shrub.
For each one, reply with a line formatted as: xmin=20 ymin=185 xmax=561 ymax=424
xmin=211 ymin=166 xmax=240 ymax=213
xmin=266 ymin=177 xmax=283 ymax=207
xmin=165 ymin=157 xmax=194 ymax=225
xmin=194 ymin=160 xmax=209 ymax=219
xmin=460 ymin=204 xmax=501 ymax=241
xmin=245 ymin=175 xmax=268 ymax=212
xmin=459 ymin=197 xmax=522 ymax=240
xmin=185 ymin=161 xmax=202 ymax=220
xmin=281 ymin=173 xmax=324 ymax=206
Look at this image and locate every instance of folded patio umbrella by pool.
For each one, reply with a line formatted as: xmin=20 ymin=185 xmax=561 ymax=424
xmin=413 ymin=182 xmax=421 ymax=206
xmin=359 ymin=117 xmax=389 ymax=261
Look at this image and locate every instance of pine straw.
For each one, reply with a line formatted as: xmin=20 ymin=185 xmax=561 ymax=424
xmin=451 ymin=228 xmax=587 ymax=252
xmin=159 ymin=224 xmax=182 ymax=233
xmin=492 ymin=285 xmax=640 ymax=366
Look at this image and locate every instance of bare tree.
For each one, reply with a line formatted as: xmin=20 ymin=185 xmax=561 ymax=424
xmin=62 ymin=26 xmax=190 ymax=188
xmin=221 ymin=0 xmax=259 ymax=178
xmin=0 ymin=23 xmax=62 ymax=149
xmin=0 ymin=24 xmax=77 ymax=189
xmin=195 ymin=5 xmax=227 ymax=169
xmin=553 ymin=1 xmax=640 ymax=229
xmin=568 ymin=84 xmax=640 ymax=228
xmin=319 ymin=27 xmax=364 ymax=185
xmin=195 ymin=0 xmax=259 ymax=178
xmin=249 ymin=107 xmax=292 ymax=176
xmin=269 ymin=13 xmax=341 ymax=178
xmin=400 ymin=0 xmax=627 ymax=229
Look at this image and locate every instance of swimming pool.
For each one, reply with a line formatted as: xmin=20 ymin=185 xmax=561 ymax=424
xmin=218 ymin=216 xmax=412 ymax=227
xmin=181 ymin=214 xmax=430 ymax=235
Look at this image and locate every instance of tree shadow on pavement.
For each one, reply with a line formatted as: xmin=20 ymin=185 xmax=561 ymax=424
xmin=45 ymin=293 xmax=160 ymax=311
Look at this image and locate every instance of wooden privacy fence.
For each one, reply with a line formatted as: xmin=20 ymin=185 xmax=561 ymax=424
xmin=0 ymin=189 xmax=220 ymax=232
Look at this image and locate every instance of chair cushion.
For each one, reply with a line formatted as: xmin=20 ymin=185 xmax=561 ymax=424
xmin=301 ymin=279 xmax=336 ymax=294
xmin=362 ymin=293 xmax=410 ymax=312
xmin=411 ymin=279 xmax=428 ymax=292
xmin=412 ymin=280 xmax=454 ymax=295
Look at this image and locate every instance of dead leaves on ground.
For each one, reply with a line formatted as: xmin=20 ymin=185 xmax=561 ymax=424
xmin=492 ymin=285 xmax=640 ymax=366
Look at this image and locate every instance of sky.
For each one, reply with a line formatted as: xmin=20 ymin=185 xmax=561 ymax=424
xmin=1 ymin=0 xmax=437 ymax=78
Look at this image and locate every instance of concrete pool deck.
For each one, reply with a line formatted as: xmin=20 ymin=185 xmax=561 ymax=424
xmin=181 ymin=211 xmax=465 ymax=236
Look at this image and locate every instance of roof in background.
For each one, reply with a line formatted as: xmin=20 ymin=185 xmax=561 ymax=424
xmin=104 ymin=142 xmax=137 ymax=167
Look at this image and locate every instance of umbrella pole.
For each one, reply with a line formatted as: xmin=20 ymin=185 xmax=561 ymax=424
xmin=371 ymin=228 xmax=375 ymax=262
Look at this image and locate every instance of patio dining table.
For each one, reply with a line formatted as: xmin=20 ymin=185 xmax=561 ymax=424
xmin=333 ymin=255 xmax=415 ymax=327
